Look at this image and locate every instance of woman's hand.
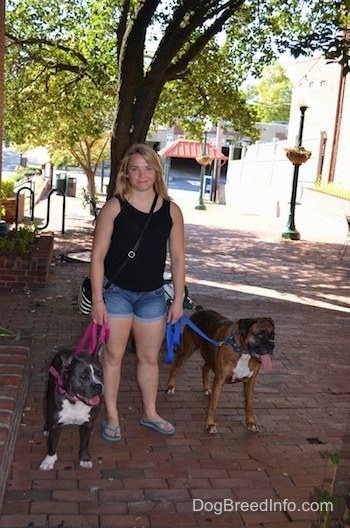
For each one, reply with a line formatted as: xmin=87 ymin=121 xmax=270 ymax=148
xmin=167 ymin=300 xmax=183 ymax=325
xmin=91 ymin=301 xmax=107 ymax=326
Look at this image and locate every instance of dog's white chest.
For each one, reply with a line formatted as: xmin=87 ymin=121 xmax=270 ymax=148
xmin=58 ymin=399 xmax=92 ymax=425
xmin=231 ymin=355 xmax=253 ymax=382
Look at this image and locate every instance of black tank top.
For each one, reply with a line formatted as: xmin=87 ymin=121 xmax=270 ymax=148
xmin=104 ymin=196 xmax=172 ymax=292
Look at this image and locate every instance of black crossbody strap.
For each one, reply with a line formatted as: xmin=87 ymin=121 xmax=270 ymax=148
xmin=104 ymin=193 xmax=158 ymax=289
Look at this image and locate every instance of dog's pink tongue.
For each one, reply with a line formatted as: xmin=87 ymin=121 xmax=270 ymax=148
xmin=260 ymin=355 xmax=272 ymax=372
xmin=82 ymin=395 xmax=100 ymax=406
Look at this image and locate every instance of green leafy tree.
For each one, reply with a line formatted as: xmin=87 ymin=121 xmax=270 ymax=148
xmin=4 ymin=0 xmax=349 ymax=199
xmin=5 ymin=0 xmax=117 ymax=200
xmin=245 ymin=63 xmax=292 ymax=123
xmin=153 ymin=40 xmax=261 ymax=142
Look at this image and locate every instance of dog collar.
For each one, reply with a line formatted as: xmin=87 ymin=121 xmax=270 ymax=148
xmin=222 ymin=330 xmax=247 ymax=355
xmin=49 ymin=366 xmax=78 ymax=402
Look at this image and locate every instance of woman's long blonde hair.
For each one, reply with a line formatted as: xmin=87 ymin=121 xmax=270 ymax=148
xmin=114 ymin=143 xmax=171 ymax=201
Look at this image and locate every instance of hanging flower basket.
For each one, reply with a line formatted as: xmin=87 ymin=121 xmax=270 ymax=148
xmin=196 ymin=154 xmax=213 ymax=166
xmin=284 ymin=147 xmax=312 ymax=165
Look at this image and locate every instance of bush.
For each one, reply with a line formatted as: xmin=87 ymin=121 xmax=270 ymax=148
xmin=1 ymin=179 xmax=15 ymax=201
xmin=15 ymin=166 xmax=42 ymax=180
xmin=0 ymin=223 xmax=39 ymax=257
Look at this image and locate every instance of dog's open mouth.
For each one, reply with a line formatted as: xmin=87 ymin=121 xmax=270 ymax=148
xmin=251 ymin=352 xmax=273 ymax=371
xmin=77 ymin=394 xmax=101 ymax=407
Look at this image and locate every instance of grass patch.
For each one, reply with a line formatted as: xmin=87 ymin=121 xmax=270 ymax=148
xmin=314 ymin=182 xmax=350 ymax=201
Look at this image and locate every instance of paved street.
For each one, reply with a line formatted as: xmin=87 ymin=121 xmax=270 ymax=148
xmin=0 ymin=177 xmax=349 ymax=527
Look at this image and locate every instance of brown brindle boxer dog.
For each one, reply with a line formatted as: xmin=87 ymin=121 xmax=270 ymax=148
xmin=166 ymin=307 xmax=275 ymax=434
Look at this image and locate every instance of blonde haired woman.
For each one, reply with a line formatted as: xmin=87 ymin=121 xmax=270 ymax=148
xmin=89 ymin=143 xmax=185 ymax=440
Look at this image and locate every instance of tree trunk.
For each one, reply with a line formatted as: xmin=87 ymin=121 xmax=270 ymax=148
xmin=108 ymin=0 xmax=243 ymax=199
xmin=109 ymin=79 xmax=165 ymax=199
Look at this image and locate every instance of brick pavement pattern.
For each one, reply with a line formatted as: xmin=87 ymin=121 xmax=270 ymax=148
xmin=0 ymin=185 xmax=349 ymax=528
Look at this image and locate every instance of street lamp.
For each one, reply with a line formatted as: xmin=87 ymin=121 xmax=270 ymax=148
xmin=281 ymin=102 xmax=309 ymax=240
xmin=195 ymin=118 xmax=213 ymax=210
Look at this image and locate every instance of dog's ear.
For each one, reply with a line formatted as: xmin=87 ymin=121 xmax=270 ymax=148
xmin=61 ymin=352 xmax=78 ymax=368
xmin=94 ymin=341 xmax=105 ymax=361
xmin=264 ymin=317 xmax=275 ymax=327
xmin=238 ymin=318 xmax=257 ymax=338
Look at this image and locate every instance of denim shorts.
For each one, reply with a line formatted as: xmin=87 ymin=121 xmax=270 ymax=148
xmin=103 ymin=281 xmax=167 ymax=322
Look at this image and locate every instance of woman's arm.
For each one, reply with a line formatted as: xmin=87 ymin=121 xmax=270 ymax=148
xmin=167 ymin=201 xmax=186 ymax=324
xmin=89 ymin=197 xmax=120 ymax=324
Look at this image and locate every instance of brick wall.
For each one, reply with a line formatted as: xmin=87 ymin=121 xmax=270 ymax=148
xmin=0 ymin=335 xmax=31 ymax=509
xmin=3 ymin=195 xmax=25 ymax=223
xmin=301 ymin=187 xmax=350 ymax=239
xmin=0 ymin=234 xmax=54 ymax=290
xmin=285 ymin=187 xmax=349 ymax=243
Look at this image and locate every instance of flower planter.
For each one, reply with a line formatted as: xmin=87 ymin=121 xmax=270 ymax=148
xmin=196 ymin=155 xmax=213 ymax=166
xmin=285 ymin=147 xmax=312 ymax=165
xmin=0 ymin=234 xmax=54 ymax=290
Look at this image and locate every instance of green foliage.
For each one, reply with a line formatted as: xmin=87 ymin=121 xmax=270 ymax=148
xmin=0 ymin=327 xmax=15 ymax=337
xmin=222 ymin=1 xmax=345 ymax=78
xmin=5 ymin=1 xmax=346 ymax=143
xmin=0 ymin=223 xmax=39 ymax=257
xmin=314 ymin=452 xmax=340 ymax=528
xmin=5 ymin=0 xmax=116 ymax=199
xmin=312 ymin=452 xmax=350 ymax=528
xmin=15 ymin=167 xmax=42 ymax=180
xmin=153 ymin=40 xmax=260 ymax=141
xmin=314 ymin=181 xmax=350 ymax=201
xmin=4 ymin=0 xmax=349 ymax=197
xmin=245 ymin=63 xmax=292 ymax=123
xmin=0 ymin=180 xmax=15 ymax=201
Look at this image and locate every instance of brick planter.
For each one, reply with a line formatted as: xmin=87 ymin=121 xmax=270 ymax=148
xmin=0 ymin=234 xmax=54 ymax=290
xmin=3 ymin=194 xmax=25 ymax=224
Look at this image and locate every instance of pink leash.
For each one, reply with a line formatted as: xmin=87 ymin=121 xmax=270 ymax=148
xmin=75 ymin=321 xmax=110 ymax=356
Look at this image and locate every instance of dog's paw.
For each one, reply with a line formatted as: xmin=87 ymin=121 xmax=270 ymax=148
xmin=246 ymin=423 xmax=259 ymax=432
xmin=166 ymin=387 xmax=175 ymax=395
xmin=80 ymin=459 xmax=93 ymax=469
xmin=204 ymin=389 xmax=212 ymax=396
xmin=206 ymin=424 xmax=218 ymax=434
xmin=40 ymin=453 xmax=58 ymax=471
xmin=42 ymin=429 xmax=49 ymax=437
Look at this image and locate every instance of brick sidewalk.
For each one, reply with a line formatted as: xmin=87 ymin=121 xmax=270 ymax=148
xmin=0 ymin=186 xmax=349 ymax=527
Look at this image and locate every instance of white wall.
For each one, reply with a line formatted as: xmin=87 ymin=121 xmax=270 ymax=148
xmin=224 ymin=137 xmax=320 ymax=219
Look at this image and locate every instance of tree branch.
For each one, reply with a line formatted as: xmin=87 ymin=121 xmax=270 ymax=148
xmin=146 ymin=0 xmax=245 ymax=83
xmin=6 ymin=32 xmax=88 ymax=66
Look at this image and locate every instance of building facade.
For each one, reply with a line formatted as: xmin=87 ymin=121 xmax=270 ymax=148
xmin=147 ymin=122 xmax=288 ymax=151
xmin=287 ymin=55 xmax=349 ymax=187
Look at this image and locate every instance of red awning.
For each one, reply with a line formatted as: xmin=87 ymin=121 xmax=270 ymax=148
xmin=158 ymin=138 xmax=228 ymax=161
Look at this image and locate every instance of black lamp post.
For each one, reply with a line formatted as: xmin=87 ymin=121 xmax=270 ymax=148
xmin=195 ymin=119 xmax=213 ymax=210
xmin=281 ymin=104 xmax=308 ymax=240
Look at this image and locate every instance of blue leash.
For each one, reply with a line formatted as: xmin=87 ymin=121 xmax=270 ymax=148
xmin=181 ymin=315 xmax=221 ymax=346
xmin=165 ymin=315 xmax=244 ymax=364
xmin=165 ymin=319 xmax=182 ymax=364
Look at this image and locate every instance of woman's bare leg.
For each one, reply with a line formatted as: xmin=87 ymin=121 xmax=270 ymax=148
xmin=132 ymin=318 xmax=174 ymax=432
xmin=102 ymin=316 xmax=132 ymax=435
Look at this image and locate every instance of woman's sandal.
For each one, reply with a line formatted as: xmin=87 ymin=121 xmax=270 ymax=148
xmin=140 ymin=418 xmax=175 ymax=435
xmin=101 ymin=420 xmax=121 ymax=442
